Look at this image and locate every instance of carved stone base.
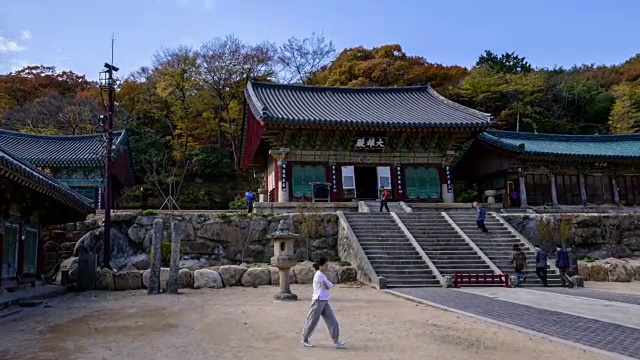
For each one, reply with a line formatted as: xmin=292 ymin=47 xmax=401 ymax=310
xmin=274 ymin=292 xmax=298 ymax=301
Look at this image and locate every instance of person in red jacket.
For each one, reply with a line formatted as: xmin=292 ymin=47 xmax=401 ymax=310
xmin=380 ymin=186 xmax=390 ymax=212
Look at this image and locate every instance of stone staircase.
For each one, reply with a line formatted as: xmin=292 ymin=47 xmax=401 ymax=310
xmin=397 ymin=212 xmax=496 ymax=277
xmin=362 ymin=201 xmax=406 ymax=213
xmin=446 ymin=210 xmax=561 ymax=287
xmin=343 ymin=212 xmax=439 ymax=288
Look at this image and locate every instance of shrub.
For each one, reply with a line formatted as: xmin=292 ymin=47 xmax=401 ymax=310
xmin=228 ymin=195 xmax=247 ymax=210
xmin=142 ymin=209 xmax=156 ymax=216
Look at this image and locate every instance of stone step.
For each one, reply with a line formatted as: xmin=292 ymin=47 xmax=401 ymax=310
xmin=364 ymin=250 xmax=421 ymax=256
xmin=425 ymin=251 xmax=479 ymax=256
xmin=367 ymin=255 xmax=422 ymax=261
xmin=439 ymin=268 xmax=496 ymax=274
xmin=375 ymin=269 xmax=434 ymax=276
xmin=419 ymin=243 xmax=475 ymax=248
xmin=413 ymin=237 xmax=467 ymax=243
xmin=359 ymin=242 xmax=417 ymax=248
xmin=369 ymin=258 xmax=425 ymax=264
xmin=386 ymin=282 xmax=441 ymax=288
xmin=428 ymin=255 xmax=484 ymax=261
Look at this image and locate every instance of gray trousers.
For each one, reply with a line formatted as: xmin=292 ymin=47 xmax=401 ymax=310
xmin=302 ymin=299 xmax=339 ymax=342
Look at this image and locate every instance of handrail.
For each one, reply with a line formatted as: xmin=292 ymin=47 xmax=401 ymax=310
xmin=390 ymin=212 xmax=443 ymax=284
xmin=399 ymin=201 xmax=413 ymax=213
xmin=441 ymin=212 xmax=502 ymax=274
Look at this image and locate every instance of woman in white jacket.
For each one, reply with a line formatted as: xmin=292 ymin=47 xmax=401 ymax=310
xmin=301 ymin=257 xmax=345 ymax=349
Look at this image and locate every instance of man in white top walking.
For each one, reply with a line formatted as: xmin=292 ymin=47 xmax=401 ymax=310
xmin=301 ymin=257 xmax=345 ymax=349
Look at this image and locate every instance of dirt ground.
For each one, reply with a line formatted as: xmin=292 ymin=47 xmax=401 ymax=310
xmin=0 ymin=285 xmax=611 ymax=360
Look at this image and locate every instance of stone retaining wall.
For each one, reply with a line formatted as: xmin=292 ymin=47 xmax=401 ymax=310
xmin=43 ymin=212 xmax=339 ymax=273
xmin=503 ymin=213 xmax=640 ymax=259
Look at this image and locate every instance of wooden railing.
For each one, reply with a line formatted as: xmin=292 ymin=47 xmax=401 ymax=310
xmin=453 ymin=273 xmax=510 ymax=288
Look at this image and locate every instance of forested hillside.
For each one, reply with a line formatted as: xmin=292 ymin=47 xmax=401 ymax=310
xmin=1 ymin=33 xmax=639 ymax=209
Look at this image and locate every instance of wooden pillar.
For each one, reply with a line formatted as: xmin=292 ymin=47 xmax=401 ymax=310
xmin=549 ymin=173 xmax=558 ymax=207
xmin=519 ymin=170 xmax=528 ymax=208
xmin=0 ymin=233 xmax=4 ymax=291
xmin=611 ymin=172 xmax=620 ymax=206
xmin=278 ymin=158 xmax=289 ymax=202
xmin=579 ymin=173 xmax=587 ymax=206
xmin=16 ymin=224 xmax=24 ymax=278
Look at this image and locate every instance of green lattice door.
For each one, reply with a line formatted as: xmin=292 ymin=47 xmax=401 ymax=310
xmin=405 ymin=167 xmax=441 ymax=200
xmin=292 ymin=165 xmax=327 ymax=200
xmin=2 ymin=224 xmax=19 ymax=278
xmin=23 ymin=228 xmax=38 ymax=274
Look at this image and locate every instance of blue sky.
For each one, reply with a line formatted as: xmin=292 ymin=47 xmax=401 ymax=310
xmin=1 ymin=0 xmax=639 ymax=79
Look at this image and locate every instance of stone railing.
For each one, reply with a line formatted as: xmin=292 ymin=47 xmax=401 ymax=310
xmin=336 ymin=211 xmax=384 ymax=289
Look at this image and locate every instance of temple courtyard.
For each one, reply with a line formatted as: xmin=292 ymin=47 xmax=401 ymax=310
xmin=1 ymin=285 xmax=636 ymax=360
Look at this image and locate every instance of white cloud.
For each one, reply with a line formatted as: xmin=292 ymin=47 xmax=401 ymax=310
xmin=21 ymin=30 xmax=32 ymax=40
xmin=0 ymin=36 xmax=26 ymax=53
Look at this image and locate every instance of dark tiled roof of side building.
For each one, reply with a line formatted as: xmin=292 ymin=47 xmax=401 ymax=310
xmin=245 ymin=81 xmax=494 ymax=129
xmin=0 ymin=130 xmax=128 ymax=167
xmin=478 ymin=130 xmax=640 ymax=160
xmin=0 ymin=145 xmax=95 ymax=214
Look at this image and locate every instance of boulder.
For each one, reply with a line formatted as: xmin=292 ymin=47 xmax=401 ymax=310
xmin=130 ymin=253 xmax=151 ymax=270
xmin=337 ymin=266 xmax=357 ymax=283
xmin=182 ymin=240 xmax=219 ymax=255
xmin=43 ymin=241 xmax=59 ymax=252
xmin=193 ymin=269 xmax=224 ymax=289
xmin=111 ymin=212 xmax=136 ymax=222
xmin=142 ymin=267 xmax=170 ymax=290
xmin=577 ymin=262 xmax=590 ymax=280
xmin=292 ymin=262 xmax=315 ymax=284
xmin=178 ymin=268 xmax=194 ymax=288
xmin=96 ymin=268 xmax=114 ymax=291
xmin=113 ymin=271 xmax=143 ymax=290
xmin=606 ymin=259 xmax=634 ymax=282
xmin=56 ymin=256 xmax=79 ymax=284
xmin=218 ymin=265 xmax=247 ymax=286
xmin=326 ymin=264 xmax=339 ymax=284
xmin=269 ymin=267 xmax=280 ymax=286
xmin=442 ymin=276 xmax=453 ymax=288
xmin=587 ymin=250 xmax=611 ymax=260
xmin=241 ymin=268 xmax=271 ymax=287
xmin=634 ymin=264 xmax=640 ymax=281
xmin=587 ymin=262 xmax=608 ymax=282
xmin=179 ymin=257 xmax=209 ymax=269
xmin=127 ymin=225 xmax=148 ymax=244
xmin=60 ymin=242 xmax=76 ymax=252
xmin=570 ymin=275 xmax=585 ymax=288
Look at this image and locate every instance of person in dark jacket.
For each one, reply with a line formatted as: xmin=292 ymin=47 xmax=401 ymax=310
xmin=379 ymin=186 xmax=390 ymax=212
xmin=473 ymin=202 xmax=489 ymax=234
xmin=534 ymin=244 xmax=548 ymax=287
xmin=510 ymin=244 xmax=527 ymax=286
xmin=556 ymin=244 xmax=570 ymax=287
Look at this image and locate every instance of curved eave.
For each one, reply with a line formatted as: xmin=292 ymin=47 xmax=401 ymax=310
xmin=478 ymin=133 xmax=640 ymax=163
xmin=258 ymin=117 xmax=494 ymax=130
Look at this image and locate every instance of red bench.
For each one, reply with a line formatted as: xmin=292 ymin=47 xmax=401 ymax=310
xmin=453 ymin=273 xmax=510 ymax=288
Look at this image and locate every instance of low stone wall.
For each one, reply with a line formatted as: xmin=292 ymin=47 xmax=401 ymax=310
xmin=578 ymin=258 xmax=640 ymax=282
xmin=253 ymin=202 xmax=359 ymax=214
xmin=44 ymin=212 xmax=339 ymax=273
xmin=91 ymin=261 xmax=358 ymax=291
xmin=503 ymin=213 xmax=640 ymax=259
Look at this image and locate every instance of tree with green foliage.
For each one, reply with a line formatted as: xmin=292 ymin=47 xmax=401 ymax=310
xmin=609 ymin=82 xmax=640 ymax=134
xmin=476 ymin=50 xmax=533 ymax=74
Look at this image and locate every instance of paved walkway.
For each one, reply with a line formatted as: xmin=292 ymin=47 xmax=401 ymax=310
xmin=532 ymin=287 xmax=640 ymax=306
xmin=390 ymin=287 xmax=640 ymax=360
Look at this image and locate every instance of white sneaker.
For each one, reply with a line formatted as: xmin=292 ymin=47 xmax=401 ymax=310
xmin=302 ymin=341 xmax=314 ymax=348
xmin=335 ymin=341 xmax=346 ymax=349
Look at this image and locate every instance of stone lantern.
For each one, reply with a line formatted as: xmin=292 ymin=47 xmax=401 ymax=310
xmin=268 ymin=220 xmax=299 ymax=301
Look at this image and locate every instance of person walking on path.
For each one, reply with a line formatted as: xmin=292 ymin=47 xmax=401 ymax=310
xmin=473 ymin=201 xmax=489 ymax=234
xmin=556 ymin=244 xmax=571 ymax=287
xmin=301 ymin=257 xmax=346 ymax=349
xmin=379 ymin=186 xmax=390 ymax=212
xmin=534 ymin=244 xmax=548 ymax=287
xmin=510 ymin=244 xmax=527 ymax=287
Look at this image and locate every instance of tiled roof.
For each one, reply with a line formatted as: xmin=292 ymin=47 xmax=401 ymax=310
xmin=245 ymin=81 xmax=493 ymax=129
xmin=0 ymin=130 xmax=128 ymax=166
xmin=0 ymin=146 xmax=95 ymax=214
xmin=479 ymin=130 xmax=640 ymax=160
